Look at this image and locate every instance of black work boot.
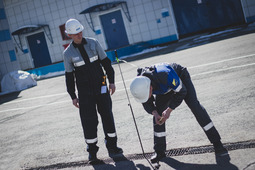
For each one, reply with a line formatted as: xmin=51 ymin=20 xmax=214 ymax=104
xmin=105 ymin=137 xmax=123 ymax=156
xmin=88 ymin=152 xmax=103 ymax=165
xmin=214 ymin=141 xmax=231 ymax=165
xmin=150 ymin=151 xmax=166 ymax=163
xmin=107 ymin=147 xmax=123 ymax=157
xmin=87 ymin=144 xmax=103 ymax=165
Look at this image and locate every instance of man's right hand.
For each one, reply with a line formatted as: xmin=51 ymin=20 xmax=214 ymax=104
xmin=72 ymin=98 xmax=79 ymax=108
xmin=152 ymin=110 xmax=162 ymax=125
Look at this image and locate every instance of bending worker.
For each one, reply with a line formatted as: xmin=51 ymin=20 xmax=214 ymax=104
xmin=130 ymin=62 xmax=230 ymax=164
xmin=63 ymin=19 xmax=122 ymax=164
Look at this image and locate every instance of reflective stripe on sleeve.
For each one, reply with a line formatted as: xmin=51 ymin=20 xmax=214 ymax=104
xmin=74 ymin=61 xmax=85 ymax=67
xmin=203 ymin=122 xmax=214 ymax=131
xmin=174 ymin=80 xmax=182 ymax=92
xmin=89 ymin=55 xmax=98 ymax=62
xmin=107 ymin=132 xmax=117 ymax=138
xmin=154 ymin=132 xmax=166 ymax=137
xmin=86 ymin=137 xmax=98 ymax=144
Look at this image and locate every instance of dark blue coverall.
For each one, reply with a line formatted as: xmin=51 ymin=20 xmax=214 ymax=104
xmin=63 ymin=38 xmax=118 ymax=155
xmin=139 ymin=63 xmax=221 ymax=153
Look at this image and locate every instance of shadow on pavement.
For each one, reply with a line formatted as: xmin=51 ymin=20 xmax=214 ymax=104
xmin=92 ymin=154 xmax=140 ymax=170
xmin=161 ymin=157 xmax=238 ymax=170
xmin=0 ymin=91 xmax=21 ymax=104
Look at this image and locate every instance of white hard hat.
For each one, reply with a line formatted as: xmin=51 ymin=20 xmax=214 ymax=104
xmin=65 ymin=19 xmax=84 ymax=34
xmin=130 ymin=76 xmax=151 ymax=103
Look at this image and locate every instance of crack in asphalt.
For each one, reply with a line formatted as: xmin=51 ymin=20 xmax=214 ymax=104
xmin=0 ymin=113 xmax=26 ymax=123
xmin=24 ymin=139 xmax=255 ymax=170
xmin=243 ymin=161 xmax=255 ymax=170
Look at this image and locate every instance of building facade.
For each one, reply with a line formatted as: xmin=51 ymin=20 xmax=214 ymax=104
xmin=0 ymin=0 xmax=255 ymax=82
xmin=0 ymin=0 xmax=20 ymax=82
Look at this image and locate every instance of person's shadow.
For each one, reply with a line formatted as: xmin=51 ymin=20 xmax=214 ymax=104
xmin=91 ymin=154 xmax=238 ymax=170
xmin=91 ymin=153 xmax=146 ymax=170
xmin=159 ymin=156 xmax=238 ymax=170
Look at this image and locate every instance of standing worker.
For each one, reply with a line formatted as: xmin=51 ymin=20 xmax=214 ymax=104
xmin=130 ymin=62 xmax=230 ymax=164
xmin=63 ymin=18 xmax=122 ymax=164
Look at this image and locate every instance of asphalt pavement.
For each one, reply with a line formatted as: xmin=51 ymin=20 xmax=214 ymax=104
xmin=0 ymin=23 xmax=255 ymax=170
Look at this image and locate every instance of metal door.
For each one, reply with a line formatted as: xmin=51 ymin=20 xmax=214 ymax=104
xmin=171 ymin=0 xmax=245 ymax=36
xmin=27 ymin=32 xmax=52 ymax=68
xmin=100 ymin=10 xmax=129 ymax=50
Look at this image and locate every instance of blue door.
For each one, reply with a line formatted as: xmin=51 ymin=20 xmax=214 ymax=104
xmin=171 ymin=0 xmax=245 ymax=36
xmin=27 ymin=32 xmax=51 ymax=68
xmin=100 ymin=10 xmax=129 ymax=50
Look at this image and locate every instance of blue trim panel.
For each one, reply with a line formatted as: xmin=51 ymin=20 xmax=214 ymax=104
xmin=23 ymin=49 xmax=29 ymax=53
xmin=9 ymin=50 xmax=17 ymax=62
xmin=107 ymin=34 xmax=178 ymax=61
xmin=246 ymin=16 xmax=255 ymax=23
xmin=0 ymin=30 xmax=11 ymax=42
xmin=162 ymin=11 xmax=169 ymax=18
xmin=0 ymin=8 xmax=6 ymax=19
xmin=27 ymin=62 xmax=65 ymax=76
xmin=95 ymin=29 xmax=101 ymax=35
xmin=26 ymin=34 xmax=178 ymax=76
xmin=147 ymin=34 xmax=177 ymax=46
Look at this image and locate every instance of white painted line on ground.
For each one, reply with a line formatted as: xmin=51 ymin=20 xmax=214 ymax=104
xmin=115 ymin=53 xmax=255 ymax=84
xmin=3 ymin=62 xmax=254 ymax=113
xmin=2 ymin=54 xmax=254 ymax=109
xmin=188 ymin=53 xmax=255 ymax=69
xmin=1 ymin=92 xmax=67 ymax=105
xmin=115 ymin=62 xmax=255 ymax=92
xmin=191 ymin=62 xmax=255 ymax=77
xmin=0 ymin=100 xmax=70 ymax=113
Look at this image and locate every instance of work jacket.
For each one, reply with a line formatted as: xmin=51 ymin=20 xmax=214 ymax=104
xmin=138 ymin=63 xmax=188 ymax=114
xmin=63 ymin=38 xmax=114 ymax=99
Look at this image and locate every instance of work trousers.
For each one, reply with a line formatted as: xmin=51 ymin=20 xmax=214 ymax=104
xmin=78 ymin=92 xmax=117 ymax=154
xmin=153 ymin=69 xmax=221 ymax=152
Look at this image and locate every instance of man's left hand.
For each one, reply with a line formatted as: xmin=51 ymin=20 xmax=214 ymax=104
xmin=109 ymin=83 xmax=116 ymax=95
xmin=160 ymin=107 xmax=173 ymax=125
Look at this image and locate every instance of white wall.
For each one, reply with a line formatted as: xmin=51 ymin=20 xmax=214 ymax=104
xmin=0 ymin=0 xmax=20 ymax=81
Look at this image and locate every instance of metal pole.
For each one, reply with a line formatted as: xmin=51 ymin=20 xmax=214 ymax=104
xmin=114 ymin=50 xmax=159 ymax=170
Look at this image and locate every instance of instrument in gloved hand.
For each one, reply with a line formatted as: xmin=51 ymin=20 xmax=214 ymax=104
xmin=158 ymin=117 xmax=164 ymax=125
